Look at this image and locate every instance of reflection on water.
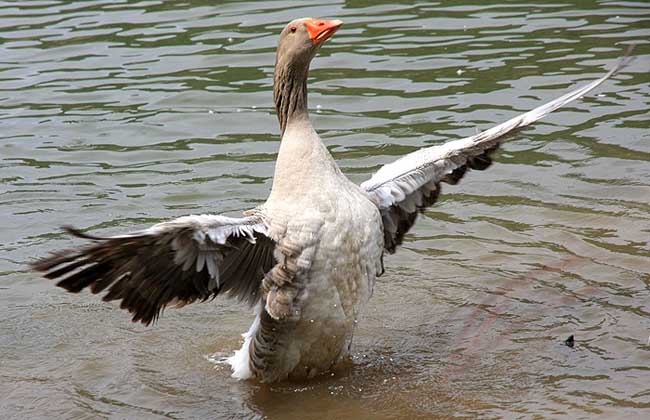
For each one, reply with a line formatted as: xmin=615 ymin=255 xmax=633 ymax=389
xmin=1 ymin=0 xmax=649 ymax=418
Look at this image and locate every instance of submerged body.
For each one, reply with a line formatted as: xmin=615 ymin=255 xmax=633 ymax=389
xmin=31 ymin=18 xmax=632 ymax=383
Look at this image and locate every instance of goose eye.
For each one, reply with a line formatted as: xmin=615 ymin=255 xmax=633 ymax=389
xmin=290 ymin=26 xmax=297 ymax=33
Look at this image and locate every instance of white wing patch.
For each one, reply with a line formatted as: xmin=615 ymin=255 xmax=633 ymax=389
xmin=145 ymin=214 xmax=268 ymax=284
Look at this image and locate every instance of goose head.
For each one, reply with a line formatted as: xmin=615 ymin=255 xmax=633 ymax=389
xmin=273 ymin=18 xmax=343 ymax=134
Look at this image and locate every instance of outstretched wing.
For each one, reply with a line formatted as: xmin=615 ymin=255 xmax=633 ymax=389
xmin=31 ymin=214 xmax=276 ymax=325
xmin=361 ymin=47 xmax=635 ymax=253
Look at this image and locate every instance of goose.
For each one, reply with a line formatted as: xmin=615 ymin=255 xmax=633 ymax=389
xmin=32 ymin=18 xmax=633 ymax=383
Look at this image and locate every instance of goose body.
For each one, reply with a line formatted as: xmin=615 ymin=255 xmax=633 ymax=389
xmin=32 ymin=18 xmax=633 ymax=383
xmin=230 ymin=119 xmax=384 ymax=381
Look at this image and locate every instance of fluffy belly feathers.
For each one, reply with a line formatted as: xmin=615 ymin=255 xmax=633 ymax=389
xmin=230 ymin=189 xmax=384 ymax=382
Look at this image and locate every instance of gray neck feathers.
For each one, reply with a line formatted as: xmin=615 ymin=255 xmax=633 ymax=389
xmin=273 ymin=64 xmax=309 ymax=136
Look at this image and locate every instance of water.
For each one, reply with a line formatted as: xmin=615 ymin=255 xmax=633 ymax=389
xmin=1 ymin=1 xmax=649 ymax=418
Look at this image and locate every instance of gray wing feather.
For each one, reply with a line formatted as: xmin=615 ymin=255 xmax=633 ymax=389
xmin=32 ymin=214 xmax=276 ymax=325
xmin=361 ymin=47 xmax=634 ymax=252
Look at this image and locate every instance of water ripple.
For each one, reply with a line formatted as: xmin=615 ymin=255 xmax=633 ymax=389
xmin=1 ymin=0 xmax=649 ymax=418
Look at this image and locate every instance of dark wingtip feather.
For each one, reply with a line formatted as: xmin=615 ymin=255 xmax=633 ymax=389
xmin=442 ymin=145 xmax=500 ymax=185
xmin=42 ymin=257 xmax=87 ymax=280
xmin=30 ymin=249 xmax=79 ymax=272
xmin=467 ymin=154 xmax=493 ymax=171
xmin=55 ymin=262 xmax=112 ymax=293
xmin=62 ymin=226 xmax=106 ymax=240
xmin=131 ymin=313 xmax=156 ymax=326
xmin=31 ymin=226 xmax=102 ymax=273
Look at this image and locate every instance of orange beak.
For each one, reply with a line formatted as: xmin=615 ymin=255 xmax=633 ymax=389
xmin=304 ymin=18 xmax=343 ymax=44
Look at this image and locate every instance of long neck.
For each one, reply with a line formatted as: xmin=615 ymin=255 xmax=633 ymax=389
xmin=273 ymin=64 xmax=309 ymax=135
xmin=268 ymin=59 xmax=345 ymax=207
